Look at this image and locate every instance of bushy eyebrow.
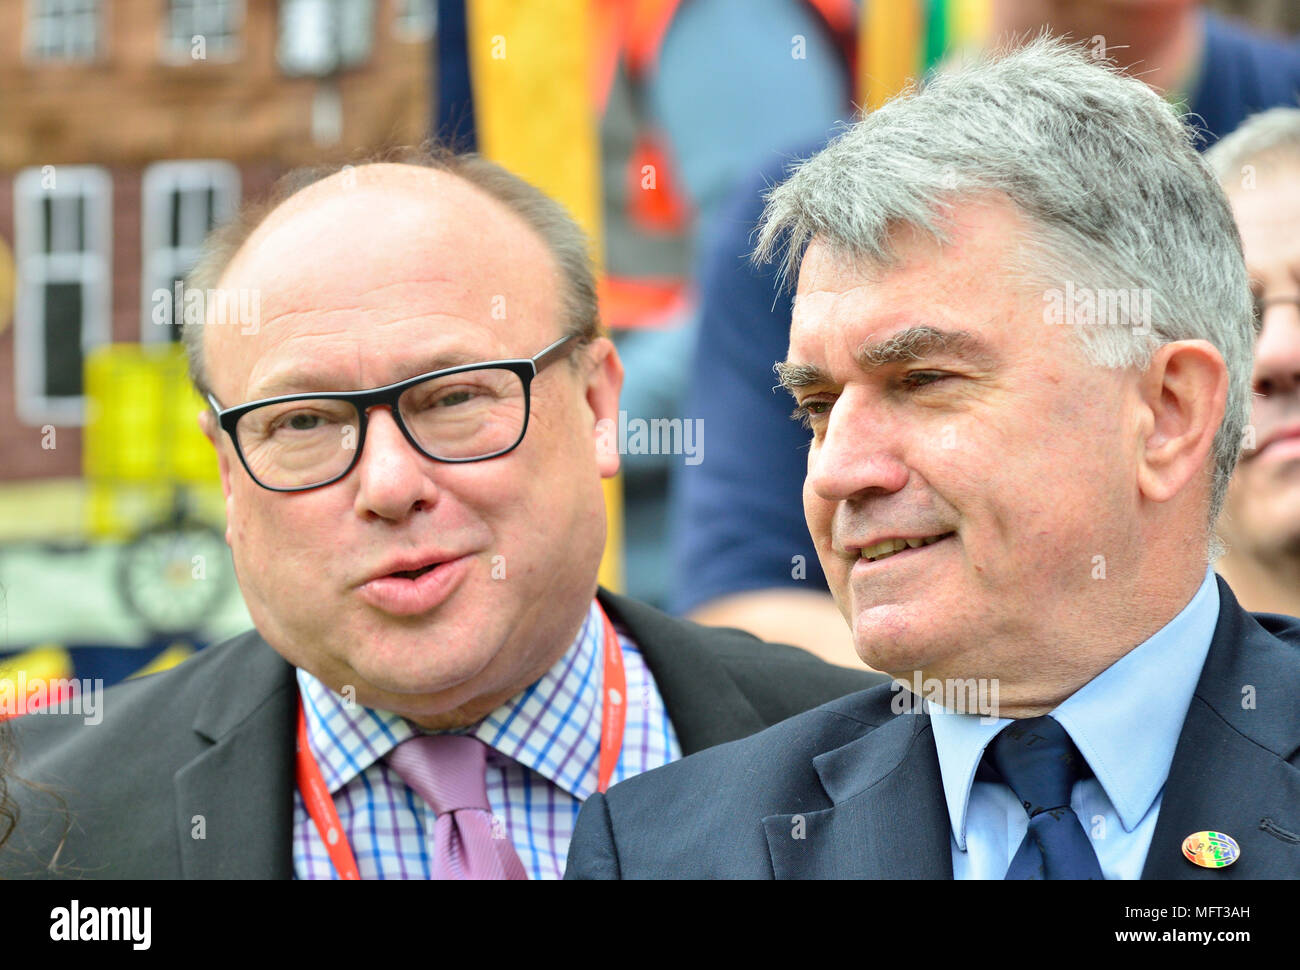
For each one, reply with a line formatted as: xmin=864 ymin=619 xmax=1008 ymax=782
xmin=775 ymin=325 xmax=996 ymax=395
xmin=857 ymin=325 xmax=993 ymax=368
xmin=773 ymin=360 xmax=830 ymax=392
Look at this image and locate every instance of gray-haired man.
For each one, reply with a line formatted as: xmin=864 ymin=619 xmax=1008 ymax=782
xmin=566 ymin=37 xmax=1300 ymax=880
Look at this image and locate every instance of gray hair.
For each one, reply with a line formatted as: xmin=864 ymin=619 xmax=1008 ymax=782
xmin=1204 ymin=104 xmax=1300 ymax=184
xmin=754 ymin=35 xmax=1255 ymax=532
xmin=183 ymin=143 xmax=601 ymax=398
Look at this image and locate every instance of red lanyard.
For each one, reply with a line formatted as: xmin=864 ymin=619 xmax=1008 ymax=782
xmin=593 ymin=608 xmax=627 ymax=797
xmin=295 ymin=604 xmax=627 ymax=880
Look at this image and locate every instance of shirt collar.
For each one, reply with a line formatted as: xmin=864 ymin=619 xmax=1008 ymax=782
xmin=930 ymin=567 xmax=1220 ymax=849
xmin=298 ymin=599 xmax=607 ymax=799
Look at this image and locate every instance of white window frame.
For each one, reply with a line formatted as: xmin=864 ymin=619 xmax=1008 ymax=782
xmin=278 ymin=0 xmax=374 ymax=76
xmin=139 ymin=160 xmax=241 ymax=344
xmin=393 ymin=0 xmax=435 ymax=43
xmin=160 ymin=0 xmax=245 ymax=65
xmin=24 ymin=0 xmax=103 ymax=63
xmin=13 ymin=166 xmax=113 ymax=426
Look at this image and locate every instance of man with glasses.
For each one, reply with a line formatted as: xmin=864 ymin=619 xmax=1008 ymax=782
xmin=2 ymin=147 xmax=880 ymax=879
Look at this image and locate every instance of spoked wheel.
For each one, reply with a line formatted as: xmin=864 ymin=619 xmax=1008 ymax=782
xmin=116 ymin=519 xmax=234 ymax=637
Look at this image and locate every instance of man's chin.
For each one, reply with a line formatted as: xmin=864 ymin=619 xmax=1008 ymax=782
xmin=854 ymin=646 xmax=942 ymax=681
xmin=303 ymin=629 xmax=496 ymax=711
xmin=337 ymin=672 xmax=489 ymax=723
xmin=351 ymin=653 xmax=494 ymax=704
xmin=849 ymin=608 xmax=941 ymax=677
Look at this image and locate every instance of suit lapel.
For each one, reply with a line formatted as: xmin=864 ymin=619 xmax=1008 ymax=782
xmin=173 ymin=632 xmax=299 ymax=878
xmin=1143 ymin=579 xmax=1300 ymax=879
xmin=597 ymin=588 xmax=768 ymax=754
xmin=763 ymin=709 xmax=953 ymax=878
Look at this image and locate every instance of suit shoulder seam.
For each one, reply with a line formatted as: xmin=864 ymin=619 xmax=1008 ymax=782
xmin=1190 ymin=690 xmax=1296 ymax=760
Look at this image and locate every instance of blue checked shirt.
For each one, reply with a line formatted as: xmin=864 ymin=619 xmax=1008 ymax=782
xmin=293 ymin=599 xmax=681 ymax=879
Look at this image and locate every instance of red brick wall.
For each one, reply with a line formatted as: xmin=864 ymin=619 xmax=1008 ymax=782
xmin=0 ymin=0 xmax=430 ymax=483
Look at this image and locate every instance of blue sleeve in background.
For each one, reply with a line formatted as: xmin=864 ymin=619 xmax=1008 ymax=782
xmin=667 ymin=144 xmax=831 ymax=616
xmin=1190 ymin=11 xmax=1300 ymax=151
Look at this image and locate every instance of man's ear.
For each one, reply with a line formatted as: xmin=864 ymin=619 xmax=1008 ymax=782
xmin=1135 ymin=339 xmax=1229 ymax=506
xmin=198 ymin=407 xmax=236 ymax=545
xmin=582 ymin=337 xmax=624 ymax=479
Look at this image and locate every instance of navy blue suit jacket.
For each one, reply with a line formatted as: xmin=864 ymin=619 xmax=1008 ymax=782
xmin=566 ymin=577 xmax=1300 ymax=879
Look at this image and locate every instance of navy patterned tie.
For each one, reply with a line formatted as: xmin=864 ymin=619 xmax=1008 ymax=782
xmin=982 ymin=716 xmax=1105 ymax=880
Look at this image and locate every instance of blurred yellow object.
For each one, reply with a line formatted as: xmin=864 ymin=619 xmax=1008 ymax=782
xmin=0 ymin=644 xmax=74 ymax=683
xmin=468 ymin=0 xmax=623 ymax=591
xmin=949 ymin=0 xmax=991 ymax=50
xmin=860 ymin=0 xmax=923 ymax=111
xmin=83 ymin=343 xmax=219 ymax=539
xmin=468 ymin=0 xmax=602 ymax=246
xmin=600 ymin=475 xmax=624 ymax=592
xmin=128 ymin=642 xmax=195 ymax=679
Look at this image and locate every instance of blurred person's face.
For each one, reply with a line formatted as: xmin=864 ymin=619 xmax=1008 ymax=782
xmin=992 ymin=0 xmax=1198 ymax=31
xmin=200 ymin=165 xmax=622 ymax=726
xmin=1221 ymin=162 xmax=1300 ymax=564
xmin=989 ymin=0 xmax=1202 ymax=97
xmin=785 ymin=197 xmax=1184 ymax=690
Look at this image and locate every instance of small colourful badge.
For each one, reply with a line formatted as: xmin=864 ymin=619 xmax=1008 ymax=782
xmin=1182 ymin=831 xmax=1240 ymax=869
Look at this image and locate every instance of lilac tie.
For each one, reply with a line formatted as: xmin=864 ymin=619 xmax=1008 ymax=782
xmin=385 ymin=734 xmax=528 ymax=880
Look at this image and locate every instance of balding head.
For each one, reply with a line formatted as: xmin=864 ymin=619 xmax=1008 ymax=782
xmin=184 ymin=146 xmax=600 ymax=398
xmin=204 ymin=163 xmax=567 ymax=407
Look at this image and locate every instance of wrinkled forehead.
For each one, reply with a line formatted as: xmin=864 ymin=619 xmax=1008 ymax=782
xmin=786 ymin=210 xmax=1067 ymax=371
xmin=205 ymin=166 xmax=562 ymax=396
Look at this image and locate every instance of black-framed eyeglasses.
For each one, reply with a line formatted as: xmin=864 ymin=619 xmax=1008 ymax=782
xmin=208 ymin=333 xmax=580 ymax=492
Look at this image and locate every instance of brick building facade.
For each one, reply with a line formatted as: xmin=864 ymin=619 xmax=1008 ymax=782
xmin=0 ymin=0 xmax=432 ymax=487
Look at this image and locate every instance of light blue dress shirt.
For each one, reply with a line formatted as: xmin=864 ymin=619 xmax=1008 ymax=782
xmin=929 ymin=567 xmax=1220 ymax=879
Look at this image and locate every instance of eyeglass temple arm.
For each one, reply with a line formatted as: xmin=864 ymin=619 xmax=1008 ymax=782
xmin=532 ymin=333 xmax=580 ymax=372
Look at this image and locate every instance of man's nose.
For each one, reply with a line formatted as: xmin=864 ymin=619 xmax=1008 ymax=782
xmin=352 ymin=406 xmax=441 ymax=521
xmin=805 ymin=393 xmax=909 ymax=503
xmin=1254 ymin=301 xmax=1300 ymax=399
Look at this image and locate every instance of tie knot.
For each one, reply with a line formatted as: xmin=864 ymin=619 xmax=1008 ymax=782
xmin=984 ymin=716 xmax=1089 ymax=817
xmin=386 ymin=734 xmax=491 ymax=815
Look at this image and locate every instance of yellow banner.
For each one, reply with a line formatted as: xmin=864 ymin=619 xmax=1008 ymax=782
xmin=468 ymin=0 xmax=621 ymax=591
xmin=83 ymin=343 xmax=218 ymax=538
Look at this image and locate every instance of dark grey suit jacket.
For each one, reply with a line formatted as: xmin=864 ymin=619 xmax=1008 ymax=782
xmin=0 ymin=589 xmax=883 ymax=878
xmin=566 ymin=577 xmax=1300 ymax=879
